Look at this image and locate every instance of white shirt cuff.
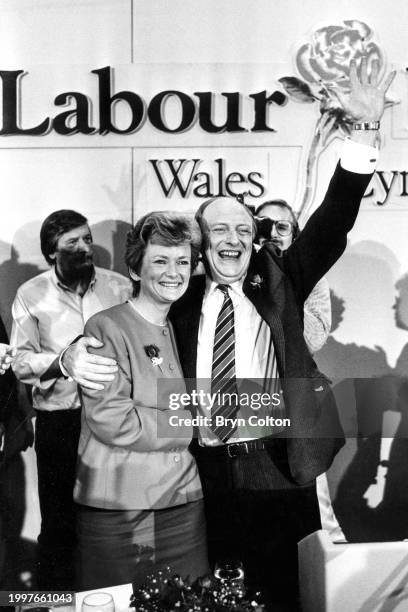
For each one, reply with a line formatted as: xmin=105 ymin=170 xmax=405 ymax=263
xmin=340 ymin=138 xmax=378 ymax=174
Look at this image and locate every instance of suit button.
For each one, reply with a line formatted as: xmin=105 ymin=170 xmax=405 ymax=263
xmin=162 ymin=328 xmax=169 ymax=336
xmin=169 ymin=363 xmax=175 ymax=371
xmin=174 ymin=455 xmax=180 ymax=463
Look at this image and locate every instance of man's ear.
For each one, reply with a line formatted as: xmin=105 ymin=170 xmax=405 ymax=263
xmin=49 ymin=252 xmax=56 ymax=261
xmin=129 ymin=269 xmax=140 ymax=282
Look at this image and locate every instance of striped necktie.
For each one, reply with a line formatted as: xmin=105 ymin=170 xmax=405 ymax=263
xmin=210 ymin=284 xmax=239 ymax=442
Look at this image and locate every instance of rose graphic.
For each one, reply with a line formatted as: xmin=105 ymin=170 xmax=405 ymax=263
xmin=249 ymin=274 xmax=263 ymax=290
xmin=144 ymin=344 xmax=159 ymax=359
xmin=278 ymin=20 xmax=395 ymax=218
xmin=296 ymin=20 xmax=383 ymax=89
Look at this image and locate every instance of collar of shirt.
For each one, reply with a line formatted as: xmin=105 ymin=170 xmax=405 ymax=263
xmin=203 ymin=277 xmax=245 ymax=307
xmin=52 ymin=265 xmax=96 ymax=294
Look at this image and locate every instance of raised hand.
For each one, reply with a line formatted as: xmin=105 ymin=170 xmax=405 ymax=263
xmin=333 ymin=56 xmax=396 ymax=122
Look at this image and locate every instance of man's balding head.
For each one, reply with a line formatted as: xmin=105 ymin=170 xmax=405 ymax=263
xmin=195 ymin=197 xmax=254 ymax=284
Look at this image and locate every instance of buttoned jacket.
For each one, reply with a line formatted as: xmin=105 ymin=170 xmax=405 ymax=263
xmin=74 ymin=303 xmax=203 ymax=509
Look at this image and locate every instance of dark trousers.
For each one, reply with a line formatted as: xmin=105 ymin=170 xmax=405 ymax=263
xmin=191 ymin=439 xmax=320 ymax=612
xmin=35 ymin=409 xmax=81 ymax=590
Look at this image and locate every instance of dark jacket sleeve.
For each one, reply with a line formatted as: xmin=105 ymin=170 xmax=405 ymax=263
xmin=284 ymin=163 xmax=373 ymax=304
xmin=0 ymin=315 xmax=33 ymax=459
xmin=0 ymin=316 xmax=14 ymax=422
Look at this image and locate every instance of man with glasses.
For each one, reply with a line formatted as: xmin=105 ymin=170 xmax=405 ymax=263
xmin=255 ymin=200 xmax=331 ymax=356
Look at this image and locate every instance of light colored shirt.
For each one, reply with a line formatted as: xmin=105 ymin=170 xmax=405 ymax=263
xmin=11 ymin=266 xmax=132 ymax=411
xmin=196 ymin=278 xmax=280 ymax=445
xmin=303 ymin=277 xmax=331 ymax=354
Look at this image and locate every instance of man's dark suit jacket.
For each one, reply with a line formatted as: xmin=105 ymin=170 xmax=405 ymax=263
xmin=0 ymin=317 xmax=14 ymax=427
xmin=170 ymin=163 xmax=373 ymax=486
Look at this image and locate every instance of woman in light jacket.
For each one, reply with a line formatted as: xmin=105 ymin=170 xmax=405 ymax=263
xmin=74 ymin=212 xmax=207 ymax=590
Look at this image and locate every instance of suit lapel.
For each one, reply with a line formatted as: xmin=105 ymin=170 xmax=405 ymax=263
xmin=170 ymin=276 xmax=205 ymax=380
xmin=243 ymin=265 xmax=286 ymax=377
xmin=183 ymin=290 xmax=202 ymax=380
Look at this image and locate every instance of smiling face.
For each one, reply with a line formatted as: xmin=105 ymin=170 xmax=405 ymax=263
xmin=202 ymin=198 xmax=254 ymax=284
xmin=131 ymin=241 xmax=192 ymax=306
xmin=257 ymin=204 xmax=294 ymax=250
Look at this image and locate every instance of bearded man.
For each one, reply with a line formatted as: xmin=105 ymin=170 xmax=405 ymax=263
xmin=11 ymin=210 xmax=131 ymax=589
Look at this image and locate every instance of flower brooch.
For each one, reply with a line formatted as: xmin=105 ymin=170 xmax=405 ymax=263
xmin=249 ymin=274 xmax=263 ymax=289
xmin=144 ymin=344 xmax=163 ymax=367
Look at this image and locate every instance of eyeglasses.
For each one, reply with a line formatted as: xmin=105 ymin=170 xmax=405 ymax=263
xmin=267 ymin=219 xmax=293 ymax=237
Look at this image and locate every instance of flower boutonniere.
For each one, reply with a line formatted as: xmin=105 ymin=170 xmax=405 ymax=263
xmin=144 ymin=344 xmax=163 ymax=369
xmin=249 ymin=274 xmax=263 ymax=290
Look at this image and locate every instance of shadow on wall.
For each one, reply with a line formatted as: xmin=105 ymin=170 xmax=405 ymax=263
xmin=0 ymin=243 xmax=42 ymax=335
xmin=91 ymin=219 xmax=133 ymax=278
xmin=316 ymin=243 xmax=408 ymax=542
xmin=317 ymin=240 xmax=400 ymax=378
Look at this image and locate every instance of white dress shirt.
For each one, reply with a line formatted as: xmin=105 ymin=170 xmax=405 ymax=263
xmin=196 ymin=278 xmax=281 ymax=445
